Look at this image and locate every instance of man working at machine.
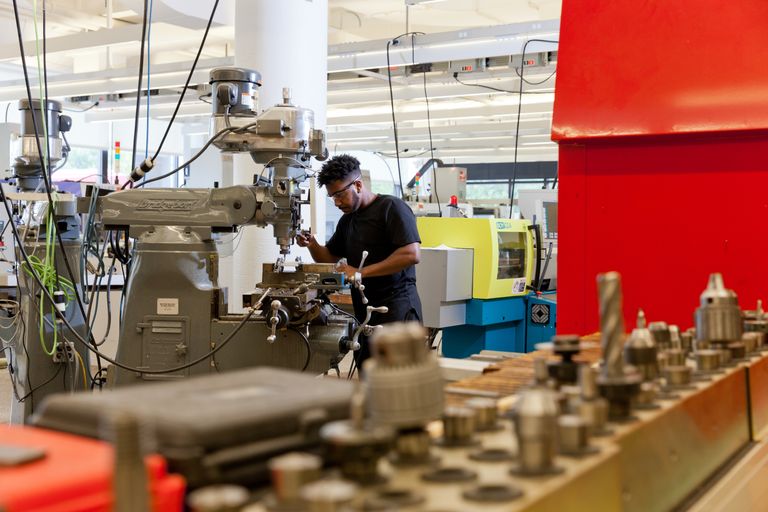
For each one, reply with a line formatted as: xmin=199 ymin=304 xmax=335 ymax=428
xmin=296 ymin=154 xmax=422 ymax=369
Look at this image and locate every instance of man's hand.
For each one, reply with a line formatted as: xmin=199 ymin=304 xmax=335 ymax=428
xmin=296 ymin=230 xmax=317 ymax=248
xmin=337 ymin=263 xmax=360 ymax=283
xmin=297 ymin=232 xmax=338 ymax=264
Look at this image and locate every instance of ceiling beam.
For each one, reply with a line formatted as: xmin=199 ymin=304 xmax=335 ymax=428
xmin=328 ymin=19 xmax=559 ymax=72
xmin=0 ymin=24 xmax=144 ymax=62
xmin=328 ymin=121 xmax=553 ymax=141
xmin=332 ymin=134 xmax=554 ymax=151
xmin=328 ymin=102 xmax=553 ymax=126
xmin=329 ymin=77 xmax=554 ymax=105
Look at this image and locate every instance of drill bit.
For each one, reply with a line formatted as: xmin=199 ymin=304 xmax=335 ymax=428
xmin=597 ymin=272 xmax=625 ymax=379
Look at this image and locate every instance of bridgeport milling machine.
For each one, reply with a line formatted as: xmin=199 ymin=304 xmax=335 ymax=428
xmin=80 ymin=68 xmax=369 ymax=387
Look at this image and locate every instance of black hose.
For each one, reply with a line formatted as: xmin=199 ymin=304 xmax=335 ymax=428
xmin=130 ymin=0 xmax=150 ymax=172
xmin=289 ymin=327 xmax=312 ymax=372
xmin=150 ymin=0 xmax=220 ymax=163
xmin=528 ymin=224 xmax=543 ymax=292
xmin=540 ymin=241 xmax=554 ymax=291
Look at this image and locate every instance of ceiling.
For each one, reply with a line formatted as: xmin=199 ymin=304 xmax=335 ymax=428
xmin=0 ymin=0 xmax=562 ymax=163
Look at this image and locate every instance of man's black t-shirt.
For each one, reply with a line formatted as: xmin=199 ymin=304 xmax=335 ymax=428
xmin=326 ymin=195 xmax=422 ymax=317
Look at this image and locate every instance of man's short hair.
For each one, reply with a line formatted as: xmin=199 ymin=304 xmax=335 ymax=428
xmin=318 ymin=155 xmax=361 ymax=187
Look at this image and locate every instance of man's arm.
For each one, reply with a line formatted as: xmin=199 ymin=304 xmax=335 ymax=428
xmin=360 ymin=242 xmax=420 ymax=278
xmin=296 ymin=232 xmax=339 ymax=263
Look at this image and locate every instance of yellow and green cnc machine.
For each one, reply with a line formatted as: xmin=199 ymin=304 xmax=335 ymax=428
xmin=416 ymin=217 xmax=556 ymax=356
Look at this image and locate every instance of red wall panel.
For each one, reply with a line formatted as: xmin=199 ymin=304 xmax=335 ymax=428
xmin=558 ymin=134 xmax=768 ymax=333
xmin=553 ymin=1 xmax=768 ymax=140
xmin=553 ymin=0 xmax=768 ymax=333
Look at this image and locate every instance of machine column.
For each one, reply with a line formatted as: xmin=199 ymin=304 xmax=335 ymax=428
xmin=224 ymin=0 xmax=328 ymax=311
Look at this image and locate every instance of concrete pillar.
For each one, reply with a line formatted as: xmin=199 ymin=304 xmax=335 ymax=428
xmin=226 ymin=0 xmax=328 ymax=311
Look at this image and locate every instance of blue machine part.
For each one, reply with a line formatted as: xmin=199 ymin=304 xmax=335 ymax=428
xmin=526 ymin=293 xmax=557 ymax=351
xmin=440 ymin=293 xmax=557 ymax=358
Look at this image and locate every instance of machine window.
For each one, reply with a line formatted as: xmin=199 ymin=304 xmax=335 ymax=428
xmin=497 ymin=232 xmax=526 ymax=280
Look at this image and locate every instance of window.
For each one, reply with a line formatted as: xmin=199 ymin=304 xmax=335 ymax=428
xmin=467 ymin=181 xmax=509 ymax=200
xmin=52 ymin=146 xmax=102 ymax=183
xmin=497 ymin=231 xmax=527 ymax=280
xmin=370 ymin=179 xmax=396 ymax=196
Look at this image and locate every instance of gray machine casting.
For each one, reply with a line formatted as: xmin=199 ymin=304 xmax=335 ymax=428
xmin=3 ymin=100 xmax=88 ymax=423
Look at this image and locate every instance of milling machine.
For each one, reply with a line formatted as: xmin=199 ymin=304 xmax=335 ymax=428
xmin=1 ymin=98 xmax=91 ymax=423
xmin=2 ymin=68 xmax=366 ymax=421
xmin=83 ymin=67 xmax=364 ymax=387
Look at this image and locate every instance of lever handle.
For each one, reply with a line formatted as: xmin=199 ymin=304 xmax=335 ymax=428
xmin=350 ymin=304 xmax=388 ymax=349
xmin=358 ymin=250 xmax=369 ymax=272
xmin=358 ymin=283 xmax=368 ymax=305
xmin=351 ymin=251 xmax=370 ymax=304
xmin=266 ymin=299 xmax=281 ymax=344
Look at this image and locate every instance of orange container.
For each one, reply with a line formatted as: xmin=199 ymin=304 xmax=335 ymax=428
xmin=0 ymin=425 xmax=185 ymax=512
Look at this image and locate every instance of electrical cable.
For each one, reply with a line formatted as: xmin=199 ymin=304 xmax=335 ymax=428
xmin=132 ymin=124 xmax=251 ymax=188
xmin=327 ymin=302 xmax=358 ymax=324
xmin=83 ymin=233 xmax=110 ymax=347
xmin=72 ymin=343 xmax=88 ymax=389
xmin=34 ymin=0 xmax=50 ymax=183
xmin=2 ymin=268 xmax=60 ymax=404
xmin=452 ymin=73 xmax=554 ymax=94
xmin=385 ymin=40 xmax=405 ymax=199
xmin=10 ymin=362 xmax=62 ymax=403
xmin=150 ymin=0 xmax=220 ymax=163
xmin=375 ymin=148 xmax=433 ymax=159
xmin=1 ymin=346 xmax=25 ymax=403
xmin=412 ymin=34 xmax=441 ymax=215
xmin=145 ymin=0 xmax=153 ymax=161
xmin=10 ymin=195 xmax=273 ymax=378
xmin=14 ymin=276 xmax=36 ymax=407
xmin=16 ymin=0 xmax=103 ymax=378
xmin=288 ymin=326 xmax=312 ymax=372
xmin=61 ymin=354 xmax=69 ymax=391
xmin=509 ymin=38 xmax=559 ymax=219
xmin=386 ymin=32 xmax=440 ymax=199
xmin=0 ymin=194 xmax=267 ymax=375
xmin=50 ymin=132 xmax=71 ymax=175
xmin=370 ymin=151 xmax=397 ymax=191
xmin=324 ymin=302 xmax=360 ymax=379
xmin=99 ymin=254 xmax=117 ymax=347
xmin=130 ymin=0 xmax=150 ymax=172
xmin=36 ymin=0 xmax=104 ymax=378
xmin=514 ymin=66 xmax=557 ymax=86
xmin=62 ymin=101 xmax=99 ymax=112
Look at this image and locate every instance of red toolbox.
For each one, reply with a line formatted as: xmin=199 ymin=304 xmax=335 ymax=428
xmin=0 ymin=425 xmax=185 ymax=512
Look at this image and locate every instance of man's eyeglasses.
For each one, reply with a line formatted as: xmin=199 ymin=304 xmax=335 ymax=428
xmin=328 ymin=175 xmax=361 ymax=199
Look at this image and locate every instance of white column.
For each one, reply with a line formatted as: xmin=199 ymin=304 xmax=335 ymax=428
xmin=226 ymin=0 xmax=328 ymax=311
